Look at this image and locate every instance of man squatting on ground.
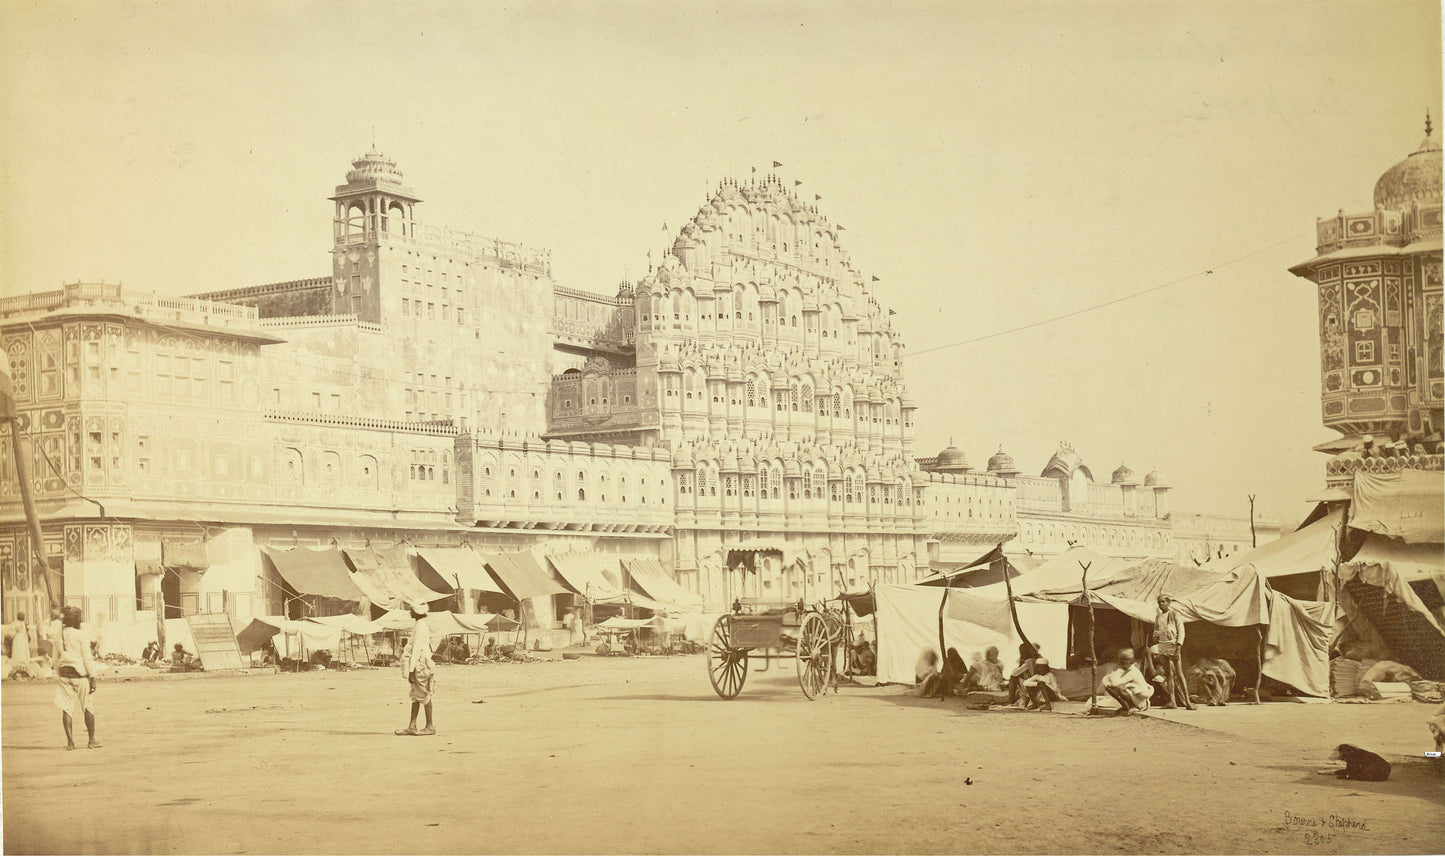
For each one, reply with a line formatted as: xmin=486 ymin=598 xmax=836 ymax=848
xmin=396 ymin=602 xmax=436 ymax=736
xmin=54 ymin=605 xmax=101 ymax=750
xmin=1100 ymin=648 xmax=1151 ymax=715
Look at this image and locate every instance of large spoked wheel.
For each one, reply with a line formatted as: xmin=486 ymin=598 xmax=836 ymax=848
xmin=797 ymin=613 xmax=833 ymax=700
xmin=707 ymin=615 xmax=749 ymax=699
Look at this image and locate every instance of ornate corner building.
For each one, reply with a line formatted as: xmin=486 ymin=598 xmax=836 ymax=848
xmin=1289 ymin=118 xmax=1445 ymax=484
xmin=1 ymin=153 xmax=1270 ymax=633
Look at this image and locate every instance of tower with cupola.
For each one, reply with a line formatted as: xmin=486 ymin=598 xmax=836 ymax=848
xmin=329 ymin=150 xmax=422 ymax=324
xmin=1290 ymin=116 xmax=1444 ymax=457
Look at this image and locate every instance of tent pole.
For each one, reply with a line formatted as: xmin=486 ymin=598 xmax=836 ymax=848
xmin=1081 ymin=561 xmax=1098 ymax=714
xmin=999 ymin=545 xmax=1036 ymax=657
xmin=1254 ymin=625 xmax=1264 ymax=705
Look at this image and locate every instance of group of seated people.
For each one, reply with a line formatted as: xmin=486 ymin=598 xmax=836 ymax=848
xmin=913 ymin=643 xmax=1064 ymax=710
xmin=144 ymin=642 xmax=202 ymax=671
xmin=909 ymin=642 xmax=1239 ymax=714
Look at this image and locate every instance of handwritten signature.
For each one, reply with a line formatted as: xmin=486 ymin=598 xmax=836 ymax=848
xmin=1283 ymin=811 xmax=1370 ymax=846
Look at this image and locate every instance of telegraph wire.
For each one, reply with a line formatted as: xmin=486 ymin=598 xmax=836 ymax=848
xmin=903 ymin=228 xmax=1313 ymax=360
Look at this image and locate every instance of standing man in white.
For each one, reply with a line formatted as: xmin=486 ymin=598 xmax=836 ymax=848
xmin=395 ymin=602 xmax=436 ymax=736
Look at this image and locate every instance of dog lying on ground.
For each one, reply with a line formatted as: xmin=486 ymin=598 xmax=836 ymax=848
xmin=1329 ymin=744 xmax=1391 ymax=781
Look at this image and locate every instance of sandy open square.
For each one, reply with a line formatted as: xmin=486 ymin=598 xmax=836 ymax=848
xmin=3 ymin=656 xmax=1443 ymax=855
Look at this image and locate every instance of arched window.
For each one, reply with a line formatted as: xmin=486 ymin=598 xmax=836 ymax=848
xmin=578 ymin=488 xmax=586 ymax=501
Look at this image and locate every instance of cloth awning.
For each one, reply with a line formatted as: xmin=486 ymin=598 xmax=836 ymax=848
xmin=624 ymin=558 xmax=703 ymax=611
xmin=417 ymin=548 xmax=503 ymax=593
xmin=264 ymin=547 xmax=366 ymax=601
xmin=134 ymin=540 xmax=163 ymax=576
xmin=310 ymin=614 xmax=382 ymax=636
xmin=1350 ymin=469 xmax=1444 ymax=544
xmin=162 ymin=538 xmax=211 ymax=572
xmin=967 ymin=547 xmax=1130 ymax=600
xmin=374 ymin=610 xmax=520 ymax=638
xmin=547 ymin=553 xmax=628 ymax=601
xmin=1205 ymin=508 xmax=1343 ymax=580
xmin=235 ymin=616 xmax=345 ymax=655
xmin=917 ymin=545 xmax=1016 ymax=588
xmin=343 ymin=546 xmax=451 ymax=611
xmin=481 ymin=550 xmax=567 ymax=601
xmin=595 ymin=616 xmax=655 ymax=630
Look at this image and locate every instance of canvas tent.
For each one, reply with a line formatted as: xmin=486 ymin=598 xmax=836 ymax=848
xmin=917 ymin=545 xmax=1019 ymax=588
xmin=416 ymin=547 xmax=504 ymax=595
xmin=1349 ymin=469 xmax=1444 ymax=544
xmin=480 ymin=550 xmax=567 ymax=601
xmin=343 ymin=546 xmax=451 ymax=613
xmin=876 ymin=552 xmax=1335 ymax=697
xmin=1203 ymin=508 xmax=1343 ymax=600
xmin=624 ymin=558 xmax=704 ymax=611
xmin=263 ymin=547 xmax=366 ymax=601
xmin=1336 ymin=533 xmax=1445 ymax=679
xmin=547 ymin=552 xmax=629 ymax=603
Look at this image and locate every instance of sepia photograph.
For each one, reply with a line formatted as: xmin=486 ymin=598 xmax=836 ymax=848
xmin=0 ymin=1 xmax=1442 ymax=853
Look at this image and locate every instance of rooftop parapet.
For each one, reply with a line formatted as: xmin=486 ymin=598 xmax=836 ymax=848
xmin=1 ymin=282 xmax=266 ymax=333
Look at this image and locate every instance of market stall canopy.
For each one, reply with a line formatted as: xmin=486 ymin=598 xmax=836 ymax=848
xmin=1204 ymin=507 xmax=1344 ymax=580
xmin=1084 ymin=560 xmax=1271 ymax=627
xmin=547 ymin=552 xmax=628 ymax=601
xmin=594 ymin=616 xmax=655 ymax=630
xmin=374 ymin=609 xmax=519 ymax=636
xmin=235 ymin=615 xmax=344 ymax=655
xmin=724 ymin=539 xmax=790 ymax=561
xmin=481 ymin=550 xmax=567 ymax=600
xmin=263 ymin=547 xmax=366 ymax=601
xmin=967 ymin=547 xmax=1129 ymax=601
xmin=343 ymin=546 xmax=450 ymax=611
xmin=162 ymin=538 xmax=211 ymax=572
xmin=873 ymin=584 xmax=1068 ymax=687
xmin=917 ymin=545 xmax=1017 ymax=588
xmin=1350 ymin=469 xmax=1445 ymax=544
xmin=624 ymin=558 xmax=704 ymax=611
xmin=417 ymin=547 xmax=503 ymax=593
xmin=310 ymin=613 xmax=382 ymax=636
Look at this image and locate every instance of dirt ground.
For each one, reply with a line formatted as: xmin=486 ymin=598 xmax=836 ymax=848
xmin=3 ymin=654 xmax=1443 ymax=855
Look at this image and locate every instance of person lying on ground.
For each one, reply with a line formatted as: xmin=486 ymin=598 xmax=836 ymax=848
xmin=1186 ymin=654 xmax=1236 ymax=706
xmin=1100 ymin=648 xmax=1151 ymax=715
xmin=1016 ymin=658 xmax=1063 ymax=711
xmin=914 ymin=648 xmax=942 ymax=697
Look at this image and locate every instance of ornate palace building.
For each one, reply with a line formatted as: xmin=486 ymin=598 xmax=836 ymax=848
xmin=1 ymin=152 xmax=1270 ymax=641
xmin=1289 ymin=117 xmax=1445 ymax=484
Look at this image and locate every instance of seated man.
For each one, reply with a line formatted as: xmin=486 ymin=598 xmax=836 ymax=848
xmin=141 ymin=641 xmax=160 ymax=664
xmin=851 ymin=639 xmax=876 ymax=676
xmin=170 ymin=643 xmax=200 ymax=672
xmin=914 ymin=648 xmax=942 ymax=697
xmin=1007 ymin=643 xmax=1041 ymax=703
xmin=1186 ymin=654 xmax=1236 ymax=706
xmin=1016 ymin=657 xmax=1064 ymax=710
xmin=1101 ymin=648 xmax=1152 ymax=715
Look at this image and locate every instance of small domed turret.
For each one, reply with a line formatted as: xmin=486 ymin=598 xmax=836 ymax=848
xmin=1374 ymin=113 xmax=1442 ymax=210
xmin=1111 ymin=463 xmax=1137 ymax=485
xmin=987 ymin=447 xmax=1019 ymax=477
xmin=1143 ymin=470 xmax=1169 ymax=487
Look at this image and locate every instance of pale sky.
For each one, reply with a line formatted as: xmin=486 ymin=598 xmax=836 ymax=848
xmin=2 ymin=1 xmax=1440 ymax=525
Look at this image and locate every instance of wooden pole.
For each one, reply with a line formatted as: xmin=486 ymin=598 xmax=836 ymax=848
xmin=1248 ymin=494 xmax=1258 ymax=548
xmin=8 ymin=416 xmax=56 ymax=614
xmin=1081 ymin=561 xmax=1098 ymax=713
xmin=999 ymin=547 xmax=1036 ymax=657
xmin=1254 ymin=625 xmax=1265 ymax=704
